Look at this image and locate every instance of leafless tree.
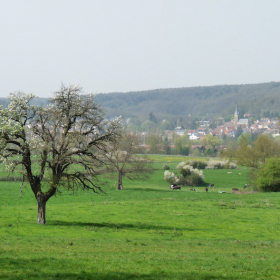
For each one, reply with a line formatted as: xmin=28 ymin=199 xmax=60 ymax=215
xmin=103 ymin=132 xmax=153 ymax=190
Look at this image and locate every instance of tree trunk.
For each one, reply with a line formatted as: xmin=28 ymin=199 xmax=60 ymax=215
xmin=36 ymin=195 xmax=47 ymax=225
xmin=117 ymin=172 xmax=124 ymax=190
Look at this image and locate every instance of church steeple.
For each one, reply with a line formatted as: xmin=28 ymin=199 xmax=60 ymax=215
xmin=234 ymin=105 xmax=239 ymax=125
xmin=234 ymin=105 xmax=238 ymax=115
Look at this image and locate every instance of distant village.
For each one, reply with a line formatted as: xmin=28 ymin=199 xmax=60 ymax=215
xmin=133 ymin=106 xmax=280 ymax=155
xmin=176 ymin=106 xmax=280 ymax=140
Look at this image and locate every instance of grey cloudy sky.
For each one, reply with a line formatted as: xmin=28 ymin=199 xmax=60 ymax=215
xmin=1 ymin=0 xmax=280 ymax=97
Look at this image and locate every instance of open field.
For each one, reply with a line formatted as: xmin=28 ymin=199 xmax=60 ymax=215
xmin=1 ymin=156 xmax=280 ymax=279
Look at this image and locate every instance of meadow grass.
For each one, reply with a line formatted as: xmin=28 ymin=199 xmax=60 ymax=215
xmin=1 ymin=157 xmax=280 ymax=279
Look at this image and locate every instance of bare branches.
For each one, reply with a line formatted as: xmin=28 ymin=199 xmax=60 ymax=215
xmin=63 ymin=172 xmax=105 ymax=194
xmin=102 ymin=131 xmax=153 ymax=189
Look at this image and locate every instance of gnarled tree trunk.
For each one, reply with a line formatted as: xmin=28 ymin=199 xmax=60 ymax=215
xmin=36 ymin=194 xmax=47 ymax=224
xmin=117 ymin=172 xmax=124 ymax=190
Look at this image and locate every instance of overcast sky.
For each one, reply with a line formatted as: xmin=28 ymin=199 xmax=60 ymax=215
xmin=1 ymin=0 xmax=280 ymax=97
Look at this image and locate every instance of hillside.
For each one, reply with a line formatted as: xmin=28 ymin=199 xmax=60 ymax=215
xmin=95 ymin=82 xmax=280 ymax=120
xmin=1 ymin=82 xmax=280 ymax=121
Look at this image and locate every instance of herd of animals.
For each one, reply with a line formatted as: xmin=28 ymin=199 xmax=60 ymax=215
xmin=170 ymin=183 xmax=249 ymax=192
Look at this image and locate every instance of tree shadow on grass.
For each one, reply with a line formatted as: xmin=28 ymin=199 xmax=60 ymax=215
xmin=0 ymin=271 xmax=239 ymax=280
xmin=49 ymin=220 xmax=203 ymax=232
xmin=0 ymin=257 xmax=239 ymax=280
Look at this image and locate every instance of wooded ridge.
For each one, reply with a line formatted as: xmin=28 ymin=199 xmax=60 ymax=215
xmin=1 ymin=81 xmax=280 ymax=121
xmin=95 ymin=82 xmax=280 ymax=121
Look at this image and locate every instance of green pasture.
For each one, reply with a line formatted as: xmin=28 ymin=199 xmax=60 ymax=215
xmin=1 ymin=156 xmax=280 ymax=279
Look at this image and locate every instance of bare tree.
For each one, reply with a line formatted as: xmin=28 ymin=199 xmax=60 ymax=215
xmin=0 ymin=84 xmax=121 ymax=224
xmin=103 ymin=132 xmax=153 ymax=190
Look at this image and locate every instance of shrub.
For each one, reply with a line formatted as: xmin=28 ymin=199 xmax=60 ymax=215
xmin=164 ymin=162 xmax=204 ymax=186
xmin=163 ymin=164 xmax=170 ymax=170
xmin=255 ymin=158 xmax=280 ymax=192
xmin=180 ymin=165 xmax=192 ymax=177
xmin=181 ymin=160 xmax=207 ymax=169
xmin=188 ymin=173 xmax=204 ymax=186
xmin=227 ymin=162 xmax=237 ymax=169
xmin=178 ymin=159 xmax=237 ymax=170
xmin=164 ymin=170 xmax=180 ymax=185
xmin=193 ymin=161 xmax=208 ymax=169
xmin=205 ymin=159 xmax=237 ymax=169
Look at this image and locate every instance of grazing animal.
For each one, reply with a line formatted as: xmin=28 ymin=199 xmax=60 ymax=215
xmin=170 ymin=184 xmax=181 ymax=190
xmin=227 ymin=172 xmax=232 ymax=174
xmin=232 ymin=188 xmax=239 ymax=192
xmin=190 ymin=188 xmax=196 ymax=191
xmin=238 ymin=173 xmax=242 ymax=175
xmin=209 ymin=183 xmax=215 ymax=191
xmin=205 ymin=187 xmax=208 ymax=192
xmin=244 ymin=184 xmax=250 ymax=189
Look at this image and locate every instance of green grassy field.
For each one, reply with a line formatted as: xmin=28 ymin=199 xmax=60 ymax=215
xmin=1 ymin=156 xmax=280 ymax=279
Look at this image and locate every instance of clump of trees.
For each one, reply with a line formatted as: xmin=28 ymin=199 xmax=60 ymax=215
xmin=164 ymin=162 xmax=204 ymax=186
xmin=254 ymin=158 xmax=280 ymax=192
xmin=0 ymin=85 xmax=122 ymax=224
xmin=222 ymin=134 xmax=280 ymax=192
xmin=222 ymin=134 xmax=280 ymax=168
xmin=174 ymin=135 xmax=190 ymax=155
xmin=199 ymin=134 xmax=221 ymax=156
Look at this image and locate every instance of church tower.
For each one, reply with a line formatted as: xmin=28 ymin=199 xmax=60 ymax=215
xmin=234 ymin=106 xmax=239 ymax=126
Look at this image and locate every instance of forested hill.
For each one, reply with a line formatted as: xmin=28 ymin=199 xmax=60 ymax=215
xmin=1 ymin=82 xmax=280 ymax=121
xmin=95 ymin=82 xmax=280 ymax=120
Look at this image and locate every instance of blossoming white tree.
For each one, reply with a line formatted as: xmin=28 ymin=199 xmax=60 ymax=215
xmin=0 ymin=84 xmax=121 ymax=224
xmin=164 ymin=162 xmax=204 ymax=186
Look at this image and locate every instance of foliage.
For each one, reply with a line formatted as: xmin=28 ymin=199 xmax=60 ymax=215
xmin=174 ymin=135 xmax=190 ymax=155
xmin=183 ymin=160 xmax=208 ymax=169
xmin=187 ymin=173 xmax=204 ymax=186
xmin=149 ymin=112 xmax=158 ymax=123
xmin=94 ymin=82 xmax=280 ymax=124
xmin=238 ymin=132 xmax=254 ymax=145
xmin=0 ymin=85 xmax=121 ymax=224
xmin=163 ymin=164 xmax=170 ymax=170
xmin=145 ymin=134 xmax=162 ymax=154
xmin=254 ymin=158 xmax=280 ymax=192
xmin=164 ymin=170 xmax=180 ymax=185
xmin=164 ymin=162 xmax=204 ymax=186
xmin=223 ymin=134 xmax=280 ymax=168
xmin=182 ymin=159 xmax=236 ymax=170
xmin=223 ymin=134 xmax=280 ymax=192
xmin=140 ymin=120 xmax=156 ymax=132
xmin=253 ymin=134 xmax=280 ymax=163
xmin=205 ymin=159 xmax=237 ymax=169
xmin=200 ymin=134 xmax=221 ymax=148
xmin=235 ymin=125 xmax=243 ymax=139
